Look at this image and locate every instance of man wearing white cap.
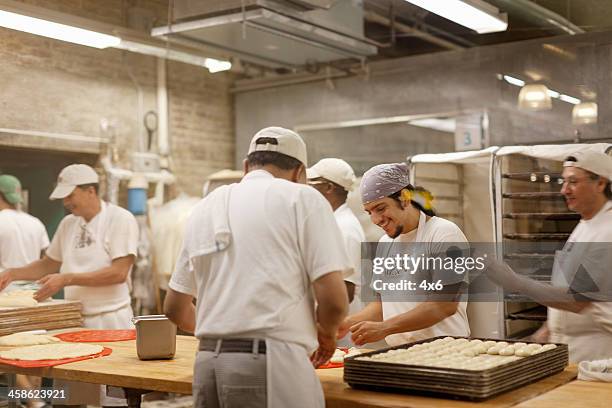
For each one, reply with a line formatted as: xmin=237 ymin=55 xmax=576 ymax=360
xmin=164 ymin=127 xmax=350 ymax=408
xmin=488 ymin=150 xmax=612 ymax=362
xmin=1 ymin=164 xmax=138 ymax=327
xmin=0 ymin=164 xmax=138 ymax=404
xmin=307 ymin=159 xmax=366 ymax=321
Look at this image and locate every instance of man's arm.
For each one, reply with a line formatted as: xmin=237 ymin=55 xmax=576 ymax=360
xmin=0 ymin=256 xmax=60 ymax=291
xmin=311 ymin=271 xmax=348 ymax=367
xmin=164 ymin=288 xmax=196 ymax=334
xmin=487 ymin=261 xmax=591 ymax=313
xmin=34 ymin=255 xmax=134 ymax=301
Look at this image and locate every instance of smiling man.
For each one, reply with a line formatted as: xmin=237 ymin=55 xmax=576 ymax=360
xmin=487 ymin=150 xmax=612 ymax=362
xmin=338 ymin=162 xmax=470 ymax=347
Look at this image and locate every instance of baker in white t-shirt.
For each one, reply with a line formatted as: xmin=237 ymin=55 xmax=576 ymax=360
xmin=307 ymin=159 xmax=366 ymax=321
xmin=338 ymin=162 xmax=470 ymax=347
xmin=487 ymin=150 xmax=612 ymax=362
xmin=0 ymin=175 xmax=49 ymax=272
xmin=164 ymin=127 xmax=350 ymax=408
xmin=0 ymin=164 xmax=138 ymax=328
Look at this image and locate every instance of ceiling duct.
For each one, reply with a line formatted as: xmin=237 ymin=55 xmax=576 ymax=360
xmin=152 ymin=0 xmax=377 ymax=69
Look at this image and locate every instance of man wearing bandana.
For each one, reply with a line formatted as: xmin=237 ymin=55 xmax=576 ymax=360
xmin=338 ymin=163 xmax=470 ymax=347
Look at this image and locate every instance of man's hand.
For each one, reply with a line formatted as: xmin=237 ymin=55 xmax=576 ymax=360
xmin=311 ymin=324 xmax=337 ymax=368
xmin=0 ymin=270 xmax=13 ymax=292
xmin=337 ymin=317 xmax=353 ymax=340
xmin=531 ymin=323 xmax=550 ymax=343
xmin=350 ymin=321 xmax=389 ymax=346
xmin=35 ymin=274 xmax=69 ymax=301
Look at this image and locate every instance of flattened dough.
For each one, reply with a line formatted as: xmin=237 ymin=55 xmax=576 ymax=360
xmin=0 ymin=343 xmax=103 ymax=361
xmin=0 ymin=333 xmax=62 ymax=346
xmin=0 ymin=290 xmax=38 ymax=307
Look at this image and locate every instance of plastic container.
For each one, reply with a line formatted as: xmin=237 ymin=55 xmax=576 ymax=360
xmin=131 ymin=315 xmax=177 ymax=360
xmin=128 ymin=174 xmax=148 ymax=215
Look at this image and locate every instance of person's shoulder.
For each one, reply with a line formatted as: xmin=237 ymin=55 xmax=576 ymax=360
xmin=54 ymin=213 xmax=77 ymax=233
xmin=426 ymin=216 xmax=466 ymax=241
xmin=19 ymin=212 xmax=46 ymax=229
xmin=336 ymin=208 xmax=365 ymax=236
xmin=106 ymin=202 xmax=136 ymax=222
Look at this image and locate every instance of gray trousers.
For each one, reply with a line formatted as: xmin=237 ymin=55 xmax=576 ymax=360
xmin=193 ymin=349 xmax=267 ymax=408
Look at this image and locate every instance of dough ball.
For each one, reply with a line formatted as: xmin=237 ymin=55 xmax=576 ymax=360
xmin=461 ymin=348 xmax=479 ymax=357
xmin=499 ymin=346 xmax=515 ymax=356
xmin=527 ymin=344 xmax=542 ymax=352
xmin=515 ymin=348 xmax=533 ymax=357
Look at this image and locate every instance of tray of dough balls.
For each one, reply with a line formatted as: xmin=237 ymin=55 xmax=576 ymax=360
xmin=343 ymin=336 xmax=568 ymax=400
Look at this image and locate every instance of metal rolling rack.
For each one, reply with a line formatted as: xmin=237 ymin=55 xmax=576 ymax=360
xmin=494 ymin=153 xmax=579 ymax=339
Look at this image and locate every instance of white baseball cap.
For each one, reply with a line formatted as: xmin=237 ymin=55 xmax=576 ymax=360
xmin=50 ymin=164 xmax=99 ymax=200
xmin=563 ymin=150 xmax=612 ymax=181
xmin=307 ymin=158 xmax=356 ymax=192
xmin=247 ymin=127 xmax=307 ymax=166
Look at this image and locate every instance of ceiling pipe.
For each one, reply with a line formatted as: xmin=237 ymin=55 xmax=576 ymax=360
xmin=364 ymin=10 xmax=465 ymax=51
xmin=490 ymin=0 xmax=584 ymax=35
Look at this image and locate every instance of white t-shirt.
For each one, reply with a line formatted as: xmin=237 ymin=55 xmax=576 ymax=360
xmin=46 ymin=201 xmax=138 ymax=315
xmin=0 ymin=209 xmax=49 ymax=272
xmin=548 ymin=200 xmax=612 ymax=362
xmin=170 ymin=170 xmax=352 ymax=352
xmin=334 ymin=203 xmax=365 ymax=315
xmin=378 ymin=215 xmax=470 ymax=346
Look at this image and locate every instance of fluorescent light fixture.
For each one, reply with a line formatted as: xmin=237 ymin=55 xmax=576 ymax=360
xmin=547 ymin=89 xmax=560 ymax=98
xmin=118 ymin=40 xmax=231 ymax=73
xmin=503 ymin=75 xmax=525 ymax=87
xmin=204 ymin=58 xmax=232 ymax=73
xmin=409 ymin=118 xmax=456 ymax=133
xmin=559 ymin=94 xmax=581 ymax=105
xmin=403 ymin=0 xmax=508 ymax=33
xmin=0 ymin=9 xmax=120 ymax=48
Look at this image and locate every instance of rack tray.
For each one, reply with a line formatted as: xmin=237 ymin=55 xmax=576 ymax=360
xmin=344 ymin=336 xmax=568 ymax=400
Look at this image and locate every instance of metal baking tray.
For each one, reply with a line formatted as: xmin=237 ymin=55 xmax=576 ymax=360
xmin=344 ymin=336 xmax=568 ymax=400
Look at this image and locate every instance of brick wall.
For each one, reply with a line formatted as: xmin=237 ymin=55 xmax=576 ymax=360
xmin=0 ymin=0 xmax=235 ymax=197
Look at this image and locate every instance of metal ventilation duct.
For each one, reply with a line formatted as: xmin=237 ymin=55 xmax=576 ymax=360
xmin=152 ymin=0 xmax=377 ymax=69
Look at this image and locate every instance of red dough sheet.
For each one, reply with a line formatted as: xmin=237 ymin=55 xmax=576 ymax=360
xmin=55 ymin=330 xmax=136 ymax=342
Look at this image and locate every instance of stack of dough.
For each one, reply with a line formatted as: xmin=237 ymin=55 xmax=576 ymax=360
xmin=0 ymin=343 xmax=103 ymax=361
xmin=356 ymin=337 xmax=558 ymax=370
xmin=0 ymin=290 xmax=38 ymax=307
xmin=0 ymin=332 xmax=62 ymax=346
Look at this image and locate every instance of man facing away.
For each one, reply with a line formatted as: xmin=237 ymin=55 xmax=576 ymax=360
xmin=0 ymin=174 xmax=49 ymax=273
xmin=164 ymin=127 xmax=351 ymax=408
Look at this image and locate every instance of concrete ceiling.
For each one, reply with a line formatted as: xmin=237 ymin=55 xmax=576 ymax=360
xmin=363 ymin=0 xmax=612 ymax=61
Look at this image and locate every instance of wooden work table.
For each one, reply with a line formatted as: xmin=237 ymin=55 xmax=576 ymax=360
xmin=0 ymin=335 xmax=609 ymax=407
